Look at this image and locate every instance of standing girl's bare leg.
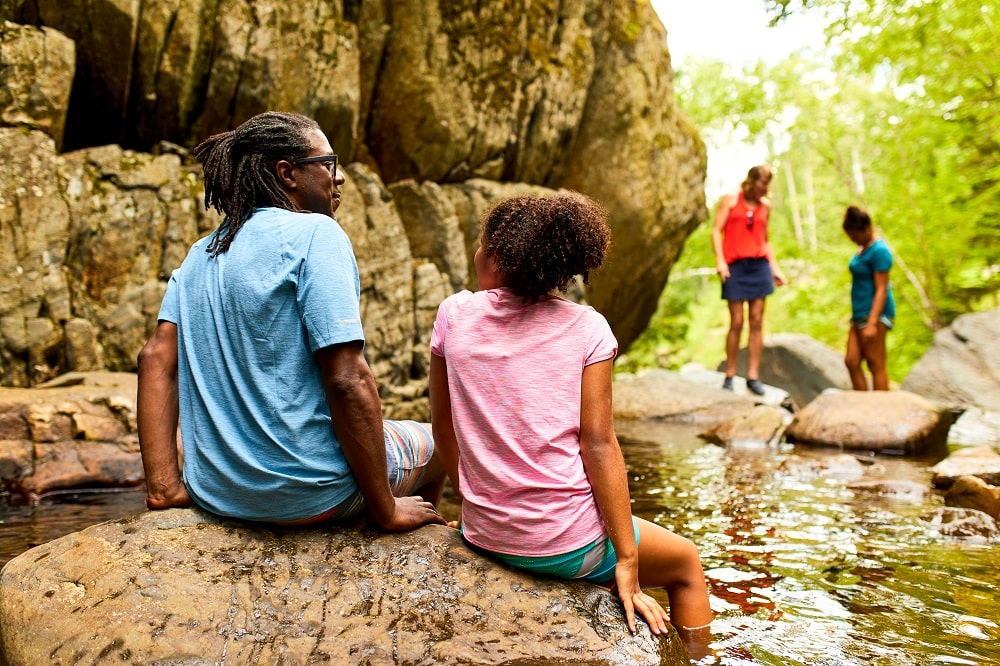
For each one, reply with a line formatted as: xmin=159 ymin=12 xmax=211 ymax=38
xmin=725 ymin=300 xmax=745 ymax=378
xmin=746 ymin=298 xmax=766 ymax=380
xmin=845 ymin=326 xmax=868 ymax=390
xmin=861 ymin=322 xmax=890 ymax=390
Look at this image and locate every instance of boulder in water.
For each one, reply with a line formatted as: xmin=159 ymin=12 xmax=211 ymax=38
xmin=0 ymin=508 xmax=691 ymax=665
xmin=784 ymin=390 xmax=959 ymax=455
xmin=930 ymin=445 xmax=1000 ymax=489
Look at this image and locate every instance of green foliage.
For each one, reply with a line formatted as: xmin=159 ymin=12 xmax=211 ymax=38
xmin=623 ymin=0 xmax=999 ymax=382
xmin=614 ymin=277 xmax=693 ymax=372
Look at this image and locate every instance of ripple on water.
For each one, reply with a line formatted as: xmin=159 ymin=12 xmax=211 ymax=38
xmin=616 ymin=422 xmax=1000 ymax=665
xmin=0 ymin=488 xmax=148 ymax=567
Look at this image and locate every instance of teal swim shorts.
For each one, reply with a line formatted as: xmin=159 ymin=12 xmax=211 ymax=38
xmin=464 ymin=517 xmax=640 ymax=584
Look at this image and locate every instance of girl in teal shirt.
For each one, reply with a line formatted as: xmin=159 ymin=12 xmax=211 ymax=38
xmin=843 ymin=205 xmax=896 ymax=390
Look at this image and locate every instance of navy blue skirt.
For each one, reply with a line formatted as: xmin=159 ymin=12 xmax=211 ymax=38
xmin=722 ymin=257 xmax=774 ymax=301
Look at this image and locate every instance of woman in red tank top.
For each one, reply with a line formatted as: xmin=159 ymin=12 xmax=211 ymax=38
xmin=710 ymin=165 xmax=787 ymax=395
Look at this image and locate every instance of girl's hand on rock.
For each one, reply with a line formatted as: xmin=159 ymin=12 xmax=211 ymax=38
xmin=610 ymin=560 xmax=669 ymax=635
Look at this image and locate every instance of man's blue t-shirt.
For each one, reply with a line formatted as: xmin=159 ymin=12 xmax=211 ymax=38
xmin=158 ymin=207 xmax=365 ymax=522
xmin=849 ymin=238 xmax=896 ymax=321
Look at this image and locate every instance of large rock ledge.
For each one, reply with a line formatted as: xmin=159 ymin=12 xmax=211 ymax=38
xmin=0 ymin=508 xmax=689 ymax=666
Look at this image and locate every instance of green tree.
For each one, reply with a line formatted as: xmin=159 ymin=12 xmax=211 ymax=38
xmin=625 ymin=0 xmax=999 ymax=381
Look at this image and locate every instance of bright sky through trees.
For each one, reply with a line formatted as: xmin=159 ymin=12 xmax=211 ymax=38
xmin=650 ymin=1 xmax=826 ymax=199
xmin=651 ymin=0 xmax=825 ymax=66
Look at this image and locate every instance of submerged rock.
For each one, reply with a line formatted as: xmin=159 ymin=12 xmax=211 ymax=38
xmin=0 ymin=508 xmax=690 ymax=665
xmin=944 ymin=475 xmax=1000 ymax=521
xmin=779 ymin=452 xmax=866 ymax=482
xmin=846 ymin=479 xmax=931 ymax=503
xmin=930 ymin=445 xmax=1000 ymax=489
xmin=698 ymin=405 xmax=791 ymax=448
xmin=922 ymin=507 xmax=998 ymax=541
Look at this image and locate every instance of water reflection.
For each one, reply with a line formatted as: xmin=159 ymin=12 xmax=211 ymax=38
xmin=0 ymin=488 xmax=147 ymax=566
xmin=1 ymin=423 xmax=998 ymax=664
xmin=616 ymin=420 xmax=1000 ymax=665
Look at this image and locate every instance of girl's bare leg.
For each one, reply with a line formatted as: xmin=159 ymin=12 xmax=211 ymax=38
xmin=725 ymin=300 xmax=745 ymax=378
xmin=845 ymin=326 xmax=868 ymax=390
xmin=634 ymin=517 xmax=713 ymax=653
xmin=861 ymin=322 xmax=890 ymax=390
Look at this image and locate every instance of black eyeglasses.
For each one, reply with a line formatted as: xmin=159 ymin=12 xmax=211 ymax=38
xmin=291 ymin=154 xmax=338 ymax=173
xmin=746 ymin=210 xmax=754 ymax=229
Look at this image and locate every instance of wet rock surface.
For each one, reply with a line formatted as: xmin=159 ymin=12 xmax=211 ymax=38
xmin=0 ymin=508 xmax=690 ymax=666
xmin=0 ymin=372 xmax=142 ymax=497
xmin=921 ymin=507 xmax=998 ymax=541
xmin=930 ymin=445 xmax=1000 ymax=488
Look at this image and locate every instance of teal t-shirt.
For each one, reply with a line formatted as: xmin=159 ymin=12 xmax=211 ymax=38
xmin=848 ymin=237 xmax=896 ymax=321
xmin=158 ymin=207 xmax=365 ymax=522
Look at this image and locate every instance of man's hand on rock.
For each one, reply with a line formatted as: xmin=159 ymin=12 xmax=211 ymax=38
xmin=146 ymin=481 xmax=193 ymax=511
xmin=378 ymin=495 xmax=446 ymax=532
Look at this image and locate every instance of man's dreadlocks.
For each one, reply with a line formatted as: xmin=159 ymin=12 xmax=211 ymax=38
xmin=193 ymin=112 xmax=319 ymax=256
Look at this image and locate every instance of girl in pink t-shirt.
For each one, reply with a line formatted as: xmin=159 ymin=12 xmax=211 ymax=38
xmin=429 ymin=193 xmax=712 ymax=646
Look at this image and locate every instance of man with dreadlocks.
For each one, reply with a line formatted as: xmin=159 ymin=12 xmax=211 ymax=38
xmin=137 ymin=111 xmax=446 ymax=531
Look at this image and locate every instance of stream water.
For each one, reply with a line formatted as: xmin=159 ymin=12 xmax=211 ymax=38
xmin=1 ymin=422 xmax=997 ymax=665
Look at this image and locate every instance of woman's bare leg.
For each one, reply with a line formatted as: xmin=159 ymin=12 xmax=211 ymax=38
xmin=725 ymin=300 xmax=745 ymax=378
xmin=861 ymin=323 xmax=890 ymax=390
xmin=746 ymin=298 xmax=766 ymax=380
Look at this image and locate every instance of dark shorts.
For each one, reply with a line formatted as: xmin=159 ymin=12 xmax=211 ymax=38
xmin=722 ymin=257 xmax=774 ymax=301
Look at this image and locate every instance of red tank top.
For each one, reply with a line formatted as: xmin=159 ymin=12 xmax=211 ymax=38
xmin=722 ymin=192 xmax=769 ymax=264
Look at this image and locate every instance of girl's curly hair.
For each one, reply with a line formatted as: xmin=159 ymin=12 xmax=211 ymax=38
xmin=480 ymin=192 xmax=611 ymax=303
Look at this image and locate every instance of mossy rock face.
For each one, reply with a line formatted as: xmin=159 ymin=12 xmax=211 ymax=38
xmin=0 ymin=508 xmax=689 ymax=665
xmin=0 ymin=1 xmax=706 ymax=410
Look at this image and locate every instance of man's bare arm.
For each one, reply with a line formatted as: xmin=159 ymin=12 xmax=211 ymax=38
xmin=316 ymin=341 xmax=444 ymax=531
xmin=137 ymin=321 xmax=191 ymax=510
